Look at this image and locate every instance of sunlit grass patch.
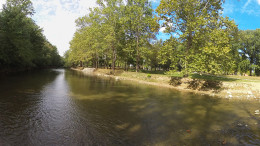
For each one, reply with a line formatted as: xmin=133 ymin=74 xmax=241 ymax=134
xmin=190 ymin=73 xmax=238 ymax=82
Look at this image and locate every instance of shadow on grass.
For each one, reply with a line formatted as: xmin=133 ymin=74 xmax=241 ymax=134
xmin=187 ymin=79 xmax=202 ymax=90
xmin=200 ymin=80 xmax=223 ymax=93
xmin=169 ymin=76 xmax=224 ymax=93
xmin=187 ymin=79 xmax=223 ymax=93
xmin=169 ymin=77 xmax=183 ymax=86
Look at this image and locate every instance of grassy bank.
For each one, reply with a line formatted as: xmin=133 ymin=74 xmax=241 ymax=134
xmin=75 ymin=68 xmax=260 ymax=100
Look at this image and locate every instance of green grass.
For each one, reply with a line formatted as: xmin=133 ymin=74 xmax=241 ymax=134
xmin=98 ymin=68 xmax=260 ymax=83
xmin=140 ymin=70 xmax=165 ymax=75
xmin=190 ymin=74 xmax=239 ymax=82
xmin=165 ymin=72 xmax=183 ymax=77
xmin=138 ymin=70 xmax=260 ymax=83
xmin=128 ymin=70 xmax=239 ymax=82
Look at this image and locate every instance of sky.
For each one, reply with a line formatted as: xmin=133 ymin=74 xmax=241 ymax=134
xmin=0 ymin=0 xmax=259 ymax=56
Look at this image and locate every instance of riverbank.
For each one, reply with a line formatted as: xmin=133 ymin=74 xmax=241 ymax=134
xmin=72 ymin=68 xmax=260 ymax=100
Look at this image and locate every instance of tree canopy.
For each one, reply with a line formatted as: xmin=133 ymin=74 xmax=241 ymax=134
xmin=66 ymin=0 xmax=158 ymax=73
xmin=238 ymin=29 xmax=260 ymax=76
xmin=0 ymin=0 xmax=63 ymax=72
xmin=63 ymin=0 xmax=259 ymax=76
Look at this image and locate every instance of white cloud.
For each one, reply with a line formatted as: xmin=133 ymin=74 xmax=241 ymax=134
xmin=222 ymin=1 xmax=235 ymax=15
xmin=31 ymin=0 xmax=98 ymax=55
xmin=159 ymin=27 xmax=165 ymax=32
xmin=257 ymin=0 xmax=260 ymax=5
xmin=242 ymin=0 xmax=260 ymax=11
xmin=0 ymin=0 xmax=98 ymax=55
xmin=242 ymin=0 xmax=251 ymax=11
xmin=0 ymin=0 xmax=6 ymax=11
xmin=241 ymin=0 xmax=260 ymax=15
xmin=149 ymin=0 xmax=160 ymax=3
xmin=1 ymin=0 xmax=164 ymax=55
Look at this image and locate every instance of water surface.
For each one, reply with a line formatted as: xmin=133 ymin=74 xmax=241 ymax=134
xmin=0 ymin=69 xmax=260 ymax=145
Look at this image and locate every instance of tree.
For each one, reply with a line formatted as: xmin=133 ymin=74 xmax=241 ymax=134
xmin=125 ymin=0 xmax=157 ymax=72
xmin=0 ymin=0 xmax=63 ymax=71
xmin=156 ymin=0 xmax=238 ymax=75
xmin=158 ymin=37 xmax=182 ymax=71
xmin=97 ymin=0 xmax=125 ymax=73
xmin=238 ymin=59 xmax=250 ymax=76
xmin=0 ymin=0 xmax=35 ymax=67
xmin=239 ymin=29 xmax=260 ymax=76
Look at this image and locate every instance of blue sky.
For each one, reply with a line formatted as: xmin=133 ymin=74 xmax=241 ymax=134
xmin=0 ymin=0 xmax=259 ymax=55
xmin=222 ymin=0 xmax=260 ymax=30
xmin=154 ymin=0 xmax=260 ymax=41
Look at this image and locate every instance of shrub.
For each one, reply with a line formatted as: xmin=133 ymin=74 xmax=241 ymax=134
xmin=169 ymin=77 xmax=182 ymax=86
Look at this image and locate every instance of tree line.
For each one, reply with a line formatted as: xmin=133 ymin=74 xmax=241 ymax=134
xmin=63 ymin=0 xmax=259 ymax=76
xmin=65 ymin=0 xmax=158 ymax=73
xmin=0 ymin=0 xmax=63 ymax=73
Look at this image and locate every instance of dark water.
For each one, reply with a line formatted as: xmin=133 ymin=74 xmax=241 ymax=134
xmin=0 ymin=69 xmax=260 ymax=145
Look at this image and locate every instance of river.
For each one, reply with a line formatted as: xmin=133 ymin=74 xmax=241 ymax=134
xmin=0 ymin=69 xmax=260 ymax=145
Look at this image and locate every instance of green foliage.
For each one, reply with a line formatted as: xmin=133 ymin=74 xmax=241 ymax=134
xmin=238 ymin=59 xmax=250 ymax=75
xmin=238 ymin=29 xmax=260 ymax=76
xmin=65 ymin=0 xmax=259 ymax=77
xmin=0 ymin=0 xmax=63 ymax=71
xmin=165 ymin=70 xmax=183 ymax=77
xmin=191 ymin=74 xmax=237 ymax=82
xmin=156 ymin=0 xmax=238 ymax=75
xmin=66 ymin=0 xmax=157 ymax=73
xmin=124 ymin=0 xmax=157 ymax=72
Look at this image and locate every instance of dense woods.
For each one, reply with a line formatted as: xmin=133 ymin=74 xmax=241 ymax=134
xmin=0 ymin=0 xmax=63 ymax=72
xmin=65 ymin=0 xmax=260 ymax=76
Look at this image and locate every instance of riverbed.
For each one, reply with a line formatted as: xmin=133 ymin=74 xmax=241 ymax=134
xmin=0 ymin=69 xmax=259 ymax=145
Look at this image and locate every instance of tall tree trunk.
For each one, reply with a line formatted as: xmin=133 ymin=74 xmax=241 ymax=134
xmin=97 ymin=56 xmax=99 ymax=68
xmin=80 ymin=61 xmax=83 ymax=67
xmin=184 ymin=31 xmax=193 ymax=76
xmin=105 ymin=51 xmax=109 ymax=69
xmin=112 ymin=47 xmax=116 ymax=74
xmin=136 ymin=36 xmax=139 ymax=72
xmin=106 ymin=57 xmax=109 ymax=69
xmin=250 ymin=57 xmax=253 ymax=76
xmin=124 ymin=61 xmax=127 ymax=71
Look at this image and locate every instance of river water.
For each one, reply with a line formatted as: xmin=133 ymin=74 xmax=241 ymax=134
xmin=0 ymin=69 xmax=260 ymax=145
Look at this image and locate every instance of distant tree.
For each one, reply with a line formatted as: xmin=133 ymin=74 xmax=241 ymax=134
xmin=238 ymin=59 xmax=250 ymax=76
xmin=239 ymin=29 xmax=260 ymax=76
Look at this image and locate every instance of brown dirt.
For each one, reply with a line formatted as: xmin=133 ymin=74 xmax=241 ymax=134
xmin=72 ymin=68 xmax=260 ymax=100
